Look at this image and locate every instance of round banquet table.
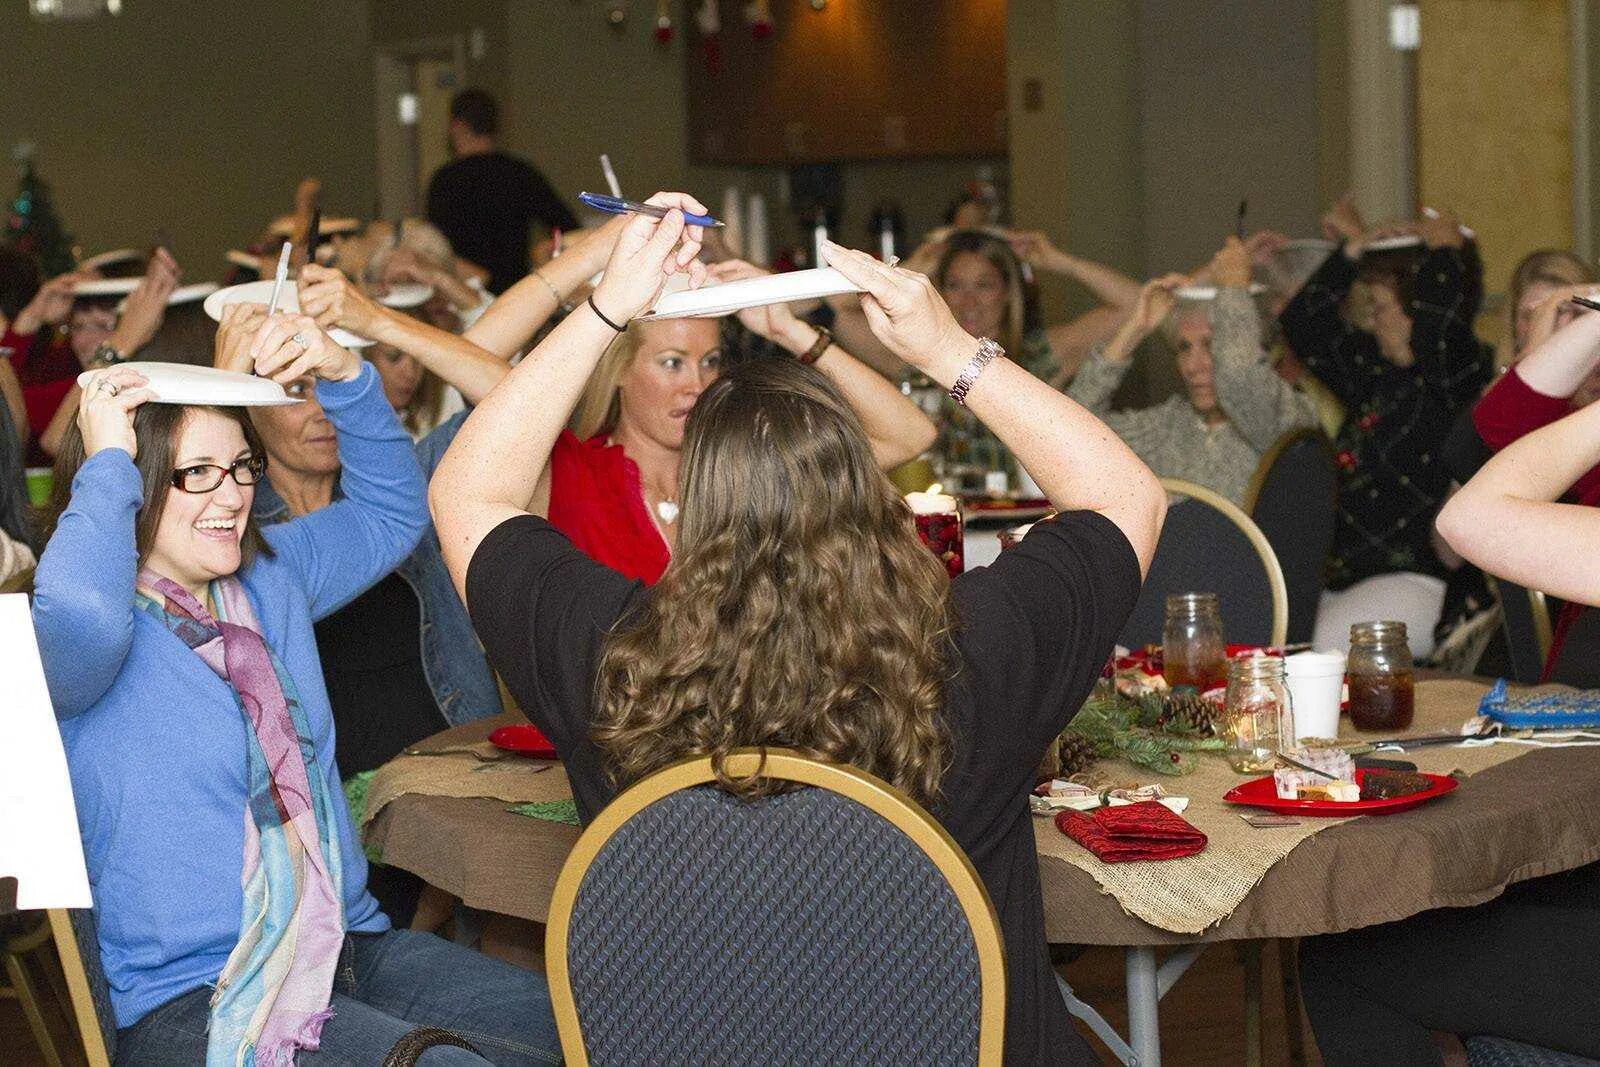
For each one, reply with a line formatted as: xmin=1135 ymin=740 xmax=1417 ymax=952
xmin=365 ymin=684 xmax=1600 ymax=1065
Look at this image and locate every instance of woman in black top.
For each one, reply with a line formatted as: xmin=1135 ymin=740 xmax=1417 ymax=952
xmin=1279 ymin=201 xmax=1492 ymax=592
xmin=432 ymin=193 xmax=1167 ymax=1065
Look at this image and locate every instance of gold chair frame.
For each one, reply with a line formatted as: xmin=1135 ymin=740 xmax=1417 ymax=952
xmin=1485 ymin=574 xmax=1554 ymax=665
xmin=1160 ymin=477 xmax=1290 ymax=648
xmin=545 ymin=749 xmax=1007 ymax=1066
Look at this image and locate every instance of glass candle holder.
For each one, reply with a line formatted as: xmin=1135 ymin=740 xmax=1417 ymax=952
xmin=906 ymin=489 xmax=964 ymax=578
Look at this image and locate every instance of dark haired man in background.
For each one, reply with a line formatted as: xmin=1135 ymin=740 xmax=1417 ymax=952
xmin=426 ymin=88 xmax=577 ymax=294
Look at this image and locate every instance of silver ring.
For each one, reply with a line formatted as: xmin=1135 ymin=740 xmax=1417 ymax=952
xmin=291 ymin=332 xmax=308 ymax=346
xmin=98 ymin=380 xmax=120 ymax=398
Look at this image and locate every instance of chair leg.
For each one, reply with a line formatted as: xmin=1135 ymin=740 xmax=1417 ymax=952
xmin=1239 ymin=940 xmax=1264 ymax=1067
xmin=47 ymin=909 xmax=112 ymax=1067
xmin=1278 ymin=938 xmax=1308 ymax=1066
xmin=4 ymin=950 xmax=66 ymax=1067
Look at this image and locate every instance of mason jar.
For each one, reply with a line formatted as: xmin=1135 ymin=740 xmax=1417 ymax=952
xmin=1347 ymin=621 xmax=1415 ymax=732
xmin=1163 ymin=592 xmax=1227 ymax=691
xmin=1224 ymin=655 xmax=1293 ymax=774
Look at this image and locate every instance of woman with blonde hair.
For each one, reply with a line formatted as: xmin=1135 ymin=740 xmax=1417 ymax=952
xmin=431 ymin=194 xmax=1166 ymax=1065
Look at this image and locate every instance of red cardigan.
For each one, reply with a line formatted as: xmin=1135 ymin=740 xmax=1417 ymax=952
xmin=547 ymin=429 xmax=670 ymax=585
xmin=1472 ymin=367 xmax=1600 ymax=677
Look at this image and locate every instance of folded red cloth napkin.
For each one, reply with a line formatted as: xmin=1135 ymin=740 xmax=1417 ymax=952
xmin=1055 ymin=800 xmax=1207 ymax=863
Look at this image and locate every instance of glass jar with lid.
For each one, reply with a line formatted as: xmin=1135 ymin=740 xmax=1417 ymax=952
xmin=1347 ymin=621 xmax=1415 ymax=731
xmin=1223 ymin=655 xmax=1293 ymax=773
xmin=1163 ymin=592 xmax=1227 ymax=691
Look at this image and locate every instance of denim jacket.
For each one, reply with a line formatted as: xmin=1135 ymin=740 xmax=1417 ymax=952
xmin=253 ymin=410 xmax=501 ymax=727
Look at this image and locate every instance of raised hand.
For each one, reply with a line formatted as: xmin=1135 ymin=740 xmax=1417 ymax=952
xmin=76 ymin=365 xmax=154 ymax=458
xmin=108 ymin=248 xmax=182 ymax=356
xmin=214 ymin=302 xmax=269 ymax=373
xmin=248 ymin=314 xmax=360 ymax=384
xmin=15 ymin=271 xmax=93 ymax=335
xmin=1418 ymin=207 xmax=1467 ymax=250
xmin=1321 ymin=193 xmax=1366 ymax=245
xmin=589 ymin=192 xmax=708 ymax=325
xmin=1208 ymin=237 xmax=1254 ymax=289
xmin=706 ymin=258 xmax=805 ymax=342
xmin=822 ymin=240 xmax=967 ymax=369
xmin=298 ymin=263 xmax=381 ymax=337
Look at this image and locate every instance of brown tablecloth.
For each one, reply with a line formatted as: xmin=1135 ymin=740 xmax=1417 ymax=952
xmin=364 ymin=687 xmax=1600 ymax=946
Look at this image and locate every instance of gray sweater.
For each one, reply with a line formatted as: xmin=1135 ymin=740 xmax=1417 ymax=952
xmin=1068 ymin=288 xmax=1318 ymax=506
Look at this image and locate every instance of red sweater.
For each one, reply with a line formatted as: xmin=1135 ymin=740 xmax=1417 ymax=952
xmin=2 ymin=326 xmax=80 ymax=467
xmin=1471 ymin=367 xmax=1600 ymax=677
xmin=547 ymin=429 xmax=671 ymax=585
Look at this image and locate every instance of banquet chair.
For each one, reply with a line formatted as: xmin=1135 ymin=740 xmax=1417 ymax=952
xmin=545 ymin=750 xmax=1005 ymax=1066
xmin=1243 ymin=429 xmax=1338 ymax=645
xmin=1489 ymin=577 xmax=1554 ymax=685
xmin=1118 ymin=478 xmax=1289 ymax=649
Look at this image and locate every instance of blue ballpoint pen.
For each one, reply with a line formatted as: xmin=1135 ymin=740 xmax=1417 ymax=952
xmin=578 ymin=191 xmax=723 ymax=228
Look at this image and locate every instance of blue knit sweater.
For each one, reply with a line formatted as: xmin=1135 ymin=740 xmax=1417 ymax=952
xmin=31 ymin=364 xmax=429 ymax=1029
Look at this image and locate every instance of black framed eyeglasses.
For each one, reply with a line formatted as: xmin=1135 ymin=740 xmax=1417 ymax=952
xmin=170 ymin=455 xmax=268 ymax=494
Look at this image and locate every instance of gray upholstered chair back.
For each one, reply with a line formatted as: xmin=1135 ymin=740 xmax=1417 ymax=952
xmin=1119 ymin=479 xmax=1289 ymax=649
xmin=547 ymin=752 xmax=1004 ymax=1066
xmin=1244 ymin=429 xmax=1338 ymax=645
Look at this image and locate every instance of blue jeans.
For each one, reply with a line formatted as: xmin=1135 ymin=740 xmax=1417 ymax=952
xmin=115 ymin=930 xmax=562 ymax=1065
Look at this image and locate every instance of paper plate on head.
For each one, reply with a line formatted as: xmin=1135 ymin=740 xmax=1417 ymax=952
xmin=114 ymin=281 xmax=220 ymax=313
xmin=376 ymin=283 xmax=434 ymax=309
xmin=71 ymin=278 xmax=142 ymax=298
xmin=1364 ymin=234 xmax=1424 ymax=252
xmin=203 ymin=280 xmax=374 ymax=348
xmin=267 ymin=215 xmax=360 ymax=239
xmin=1280 ymin=238 xmax=1336 ymax=253
xmin=79 ymin=248 xmax=142 ymax=272
xmin=643 ymin=266 xmax=864 ymax=320
xmin=76 ymin=363 xmax=300 ymax=406
xmin=1173 ymin=282 xmax=1268 ymax=301
xmin=226 ymin=250 xmax=263 ymax=271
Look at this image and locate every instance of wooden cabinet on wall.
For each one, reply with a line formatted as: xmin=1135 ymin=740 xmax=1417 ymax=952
xmin=687 ymin=0 xmax=1007 ymax=165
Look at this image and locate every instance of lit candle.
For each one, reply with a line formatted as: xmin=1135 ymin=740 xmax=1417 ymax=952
xmin=746 ymin=194 xmax=769 ymax=266
xmin=904 ymin=486 xmax=958 ymax=516
xmin=813 ymin=218 xmax=828 ymax=270
xmin=879 ymin=219 xmax=895 ymax=262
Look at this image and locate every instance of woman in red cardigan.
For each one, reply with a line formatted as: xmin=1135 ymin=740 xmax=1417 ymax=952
xmin=1470 ymin=302 xmax=1600 ymax=680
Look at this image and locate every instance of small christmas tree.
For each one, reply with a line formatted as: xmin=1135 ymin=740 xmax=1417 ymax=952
xmin=7 ymin=146 xmax=75 ymax=277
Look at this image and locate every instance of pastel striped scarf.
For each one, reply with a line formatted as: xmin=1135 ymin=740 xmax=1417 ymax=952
xmin=135 ymin=572 xmax=345 ymax=1066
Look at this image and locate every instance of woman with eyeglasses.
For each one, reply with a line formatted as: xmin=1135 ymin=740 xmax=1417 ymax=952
xmin=31 ymin=313 xmax=561 ymax=1064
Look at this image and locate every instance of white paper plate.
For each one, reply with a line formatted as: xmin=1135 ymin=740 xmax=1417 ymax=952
xmin=112 ymin=281 xmax=220 ymax=313
xmin=203 ymin=280 xmax=374 ymax=348
xmin=71 ymin=278 xmax=141 ymax=298
xmin=76 ymin=362 xmax=300 ymax=406
xmin=226 ymin=250 xmax=263 ymax=270
xmin=377 ymin=283 xmax=434 ymax=309
xmin=643 ymin=267 xmax=864 ymax=320
xmin=1280 ymin=238 xmax=1336 ymax=253
xmin=1364 ymin=234 xmax=1424 ymax=252
xmin=1173 ymin=282 xmax=1268 ymax=301
xmin=79 ymin=248 xmax=142 ymax=272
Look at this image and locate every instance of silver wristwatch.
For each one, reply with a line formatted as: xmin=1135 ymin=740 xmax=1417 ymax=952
xmin=948 ymin=336 xmax=1004 ymax=407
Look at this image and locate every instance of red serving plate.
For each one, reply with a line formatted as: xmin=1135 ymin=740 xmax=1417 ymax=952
xmin=487 ymin=724 xmax=558 ymax=760
xmin=1223 ymin=769 xmax=1457 ymax=816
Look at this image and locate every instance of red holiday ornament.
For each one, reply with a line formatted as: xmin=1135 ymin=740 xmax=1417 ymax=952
xmin=654 ymin=0 xmax=673 ymax=42
xmin=1357 ymin=411 xmax=1380 ymax=431
xmin=745 ymin=0 xmax=773 ymax=39
xmin=1336 ymin=449 xmax=1358 ymax=470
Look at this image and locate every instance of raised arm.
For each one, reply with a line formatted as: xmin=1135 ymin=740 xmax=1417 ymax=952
xmin=31 ymin=364 xmax=156 ymax=717
xmin=1406 ymin=210 xmax=1489 ymax=398
xmin=1206 ymin=239 xmax=1318 ymax=451
xmin=223 ymin=308 xmax=428 ymax=617
xmin=465 ymin=217 xmax=627 ymax=359
xmin=297 ymin=264 xmax=509 ymax=406
xmin=432 ymin=193 xmax=709 ymax=602
xmin=1009 ymin=230 xmax=1142 ymax=310
xmin=824 ymin=241 xmax=1166 ymax=575
xmin=1438 ymin=397 xmax=1600 ymax=607
xmin=707 ymin=258 xmax=935 ymax=468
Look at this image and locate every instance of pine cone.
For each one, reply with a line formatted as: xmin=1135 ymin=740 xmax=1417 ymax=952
xmin=1058 ymin=732 xmax=1100 ymax=777
xmin=1164 ymin=691 xmax=1221 ymax=737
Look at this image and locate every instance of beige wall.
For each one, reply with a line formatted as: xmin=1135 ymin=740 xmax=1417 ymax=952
xmin=0 ymin=1 xmax=376 ymax=279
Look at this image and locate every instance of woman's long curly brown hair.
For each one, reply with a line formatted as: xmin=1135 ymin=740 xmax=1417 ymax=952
xmin=593 ymin=359 xmax=956 ymax=807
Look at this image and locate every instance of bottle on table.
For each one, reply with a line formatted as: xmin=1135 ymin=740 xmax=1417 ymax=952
xmin=1162 ymin=592 xmax=1227 ymax=691
xmin=1346 ymin=621 xmax=1415 ymax=731
xmin=1224 ymin=655 xmax=1293 ymax=773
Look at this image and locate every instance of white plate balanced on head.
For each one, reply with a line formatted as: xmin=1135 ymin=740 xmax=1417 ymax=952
xmin=641 ymin=266 xmax=864 ymax=320
xmin=1172 ymin=282 xmax=1269 ymax=301
xmin=203 ymin=280 xmax=374 ymax=348
xmin=76 ymin=363 xmax=301 ymax=406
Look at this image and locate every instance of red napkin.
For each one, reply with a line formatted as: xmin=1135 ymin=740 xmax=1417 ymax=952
xmin=1055 ymin=800 xmax=1208 ymax=863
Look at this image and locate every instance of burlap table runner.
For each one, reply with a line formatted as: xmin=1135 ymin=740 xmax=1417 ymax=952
xmin=359 ymin=742 xmax=573 ymax=830
xmin=1033 ymin=679 xmax=1534 ymax=934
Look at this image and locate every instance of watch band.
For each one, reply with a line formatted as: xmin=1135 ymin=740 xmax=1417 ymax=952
xmin=948 ymin=337 xmax=1003 ymax=406
xmin=796 ymin=325 xmax=832 ymax=365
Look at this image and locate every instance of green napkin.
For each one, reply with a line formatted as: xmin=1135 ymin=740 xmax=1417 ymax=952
xmin=508 ymin=799 xmax=581 ymax=826
xmin=342 ymin=770 xmax=384 ymax=862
